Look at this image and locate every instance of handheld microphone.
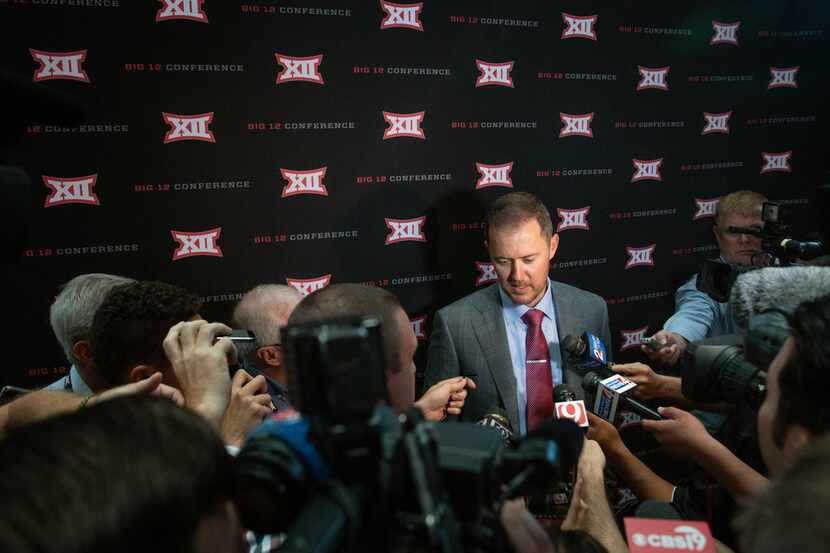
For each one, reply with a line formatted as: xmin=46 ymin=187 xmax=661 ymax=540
xmin=476 ymin=407 xmax=515 ymax=446
xmin=553 ymin=384 xmax=589 ymax=428
xmin=553 ymin=385 xmax=578 ymax=403
xmin=562 ymin=332 xmax=613 ymax=377
xmin=582 ymin=372 xmax=663 ymax=421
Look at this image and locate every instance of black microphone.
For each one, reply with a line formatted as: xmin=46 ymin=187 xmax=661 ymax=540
xmin=553 ymin=384 xmax=590 ymax=428
xmin=581 ymin=371 xmax=663 ymax=421
xmin=476 ymin=407 xmax=514 ymax=446
xmin=561 ymin=334 xmax=583 ymax=357
xmin=553 ymin=384 xmax=579 ymax=403
xmin=562 ymin=333 xmax=614 ymax=377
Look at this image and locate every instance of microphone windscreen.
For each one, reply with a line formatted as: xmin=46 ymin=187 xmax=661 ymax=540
xmin=561 ymin=334 xmax=580 ymax=355
xmin=581 ymin=372 xmax=601 ymax=394
xmin=731 ymin=266 xmax=830 ymax=329
xmin=476 ymin=407 xmax=514 ymax=444
xmin=554 ymin=384 xmax=579 ymax=403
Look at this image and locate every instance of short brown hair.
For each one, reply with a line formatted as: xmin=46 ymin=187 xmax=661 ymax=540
xmin=486 ymin=191 xmax=553 ymax=240
xmin=715 ymin=190 xmax=766 ymax=228
xmin=287 ymin=283 xmax=405 ymax=374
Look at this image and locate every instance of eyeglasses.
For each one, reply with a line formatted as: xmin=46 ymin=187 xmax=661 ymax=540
xmin=720 ymin=226 xmax=763 ymax=237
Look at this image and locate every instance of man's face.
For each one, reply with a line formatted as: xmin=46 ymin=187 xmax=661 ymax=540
xmin=713 ymin=212 xmax=764 ymax=266
xmin=487 ymin=218 xmax=559 ymax=307
xmin=758 ymin=337 xmax=808 ymax=475
xmin=385 ymin=306 xmax=417 ymax=414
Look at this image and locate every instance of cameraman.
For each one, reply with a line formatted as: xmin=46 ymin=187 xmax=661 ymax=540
xmin=645 ymin=191 xmax=767 ymax=368
xmin=287 ymin=283 xmax=476 ymax=421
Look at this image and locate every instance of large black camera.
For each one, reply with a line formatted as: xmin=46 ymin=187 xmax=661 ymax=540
xmin=681 ymin=311 xmax=791 ymax=407
xmin=233 ymin=316 xmax=581 ymax=553
xmin=697 ymin=200 xmax=825 ymax=302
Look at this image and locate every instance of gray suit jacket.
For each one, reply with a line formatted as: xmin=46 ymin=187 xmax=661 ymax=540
xmin=424 ymin=281 xmax=612 ymax=433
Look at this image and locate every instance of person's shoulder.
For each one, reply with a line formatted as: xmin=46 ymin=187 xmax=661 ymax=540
xmin=551 ymin=280 xmax=606 ymax=307
xmin=436 ymin=284 xmax=500 ymax=317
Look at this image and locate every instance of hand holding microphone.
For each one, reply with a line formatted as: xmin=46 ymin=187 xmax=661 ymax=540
xmin=640 ymin=406 xmax=712 ymax=460
xmin=641 ymin=330 xmax=687 ymax=367
xmin=553 ymin=384 xmax=589 ymax=428
xmin=415 ymin=376 xmax=476 ymax=422
xmin=582 ymin=371 xmax=663 ymax=421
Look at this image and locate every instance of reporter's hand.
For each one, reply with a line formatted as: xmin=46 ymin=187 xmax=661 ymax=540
xmin=563 ymin=440 xmax=629 ymax=553
xmin=500 ymin=499 xmax=554 ymax=553
xmin=220 ymin=369 xmax=273 ymax=448
xmin=576 ymin=438 xmax=606 ymax=476
xmin=88 ymin=372 xmax=184 ymax=407
xmin=414 ymin=376 xmax=476 ymax=422
xmin=612 ymin=362 xmax=667 ymax=401
xmin=641 ymin=406 xmax=711 ymax=459
xmin=563 ymin=440 xmax=606 ymax=531
xmin=641 ymin=330 xmax=687 ymax=367
xmin=162 ymin=320 xmax=236 ymax=427
xmin=585 ymin=412 xmax=623 ymax=455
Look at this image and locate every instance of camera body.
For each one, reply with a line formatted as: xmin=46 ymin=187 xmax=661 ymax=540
xmin=697 ymin=201 xmax=825 ymax=303
xmin=234 ymin=316 xmax=580 ymax=553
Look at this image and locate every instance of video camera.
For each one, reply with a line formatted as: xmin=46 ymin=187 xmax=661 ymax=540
xmin=698 ymin=201 xmax=825 ymax=302
xmin=232 ymin=315 xmax=582 ymax=553
xmin=681 ymin=311 xmax=791 ymax=408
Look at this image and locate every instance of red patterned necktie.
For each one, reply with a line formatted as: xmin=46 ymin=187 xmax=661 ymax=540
xmin=522 ymin=308 xmax=553 ymax=431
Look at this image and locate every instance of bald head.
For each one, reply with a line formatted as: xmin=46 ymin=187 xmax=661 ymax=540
xmin=232 ymin=284 xmax=302 ymax=347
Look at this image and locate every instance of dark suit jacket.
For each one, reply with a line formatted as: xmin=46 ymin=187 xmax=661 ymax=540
xmin=424 ymin=281 xmax=611 ymax=433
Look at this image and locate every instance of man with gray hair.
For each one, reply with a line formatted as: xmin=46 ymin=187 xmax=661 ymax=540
xmin=45 ymin=273 xmax=134 ymax=394
xmin=232 ymin=284 xmax=302 ymax=407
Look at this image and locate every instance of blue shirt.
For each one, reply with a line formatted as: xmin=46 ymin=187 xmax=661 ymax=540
xmin=44 ymin=365 xmax=93 ymax=395
xmin=663 ymin=273 xmax=734 ymax=342
xmin=498 ymin=279 xmax=563 ymax=435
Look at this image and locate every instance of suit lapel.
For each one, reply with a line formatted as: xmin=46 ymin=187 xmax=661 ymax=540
xmin=551 ymin=282 xmax=579 ymax=388
xmin=471 ymin=285 xmax=520 ymax=431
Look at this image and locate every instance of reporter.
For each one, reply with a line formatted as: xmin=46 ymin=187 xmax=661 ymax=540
xmin=0 ymin=395 xmax=244 ymax=553
xmin=735 ymin=435 xmax=830 ymax=553
xmin=643 ymin=191 xmax=768 ymax=368
xmin=288 ymin=283 xmax=475 ymax=421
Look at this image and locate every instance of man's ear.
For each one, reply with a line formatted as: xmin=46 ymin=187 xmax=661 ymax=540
xmin=784 ymin=424 xmax=814 ymax=458
xmin=549 ymin=233 xmax=560 ymax=259
xmin=128 ymin=365 xmax=155 ymax=384
xmin=257 ymin=346 xmax=282 ymax=368
xmin=72 ymin=340 xmax=93 ymax=364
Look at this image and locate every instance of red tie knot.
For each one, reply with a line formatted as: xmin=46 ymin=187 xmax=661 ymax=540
xmin=521 ymin=308 xmax=545 ymax=328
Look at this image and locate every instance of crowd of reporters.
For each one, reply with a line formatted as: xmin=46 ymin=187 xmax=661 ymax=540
xmin=1 ymin=194 xmax=829 ymax=553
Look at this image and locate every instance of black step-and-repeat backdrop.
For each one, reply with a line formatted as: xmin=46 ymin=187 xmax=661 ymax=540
xmin=2 ymin=1 xmax=828 ymax=388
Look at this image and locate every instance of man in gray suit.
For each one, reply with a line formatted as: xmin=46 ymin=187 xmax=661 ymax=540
xmin=424 ymin=192 xmax=611 ymax=435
